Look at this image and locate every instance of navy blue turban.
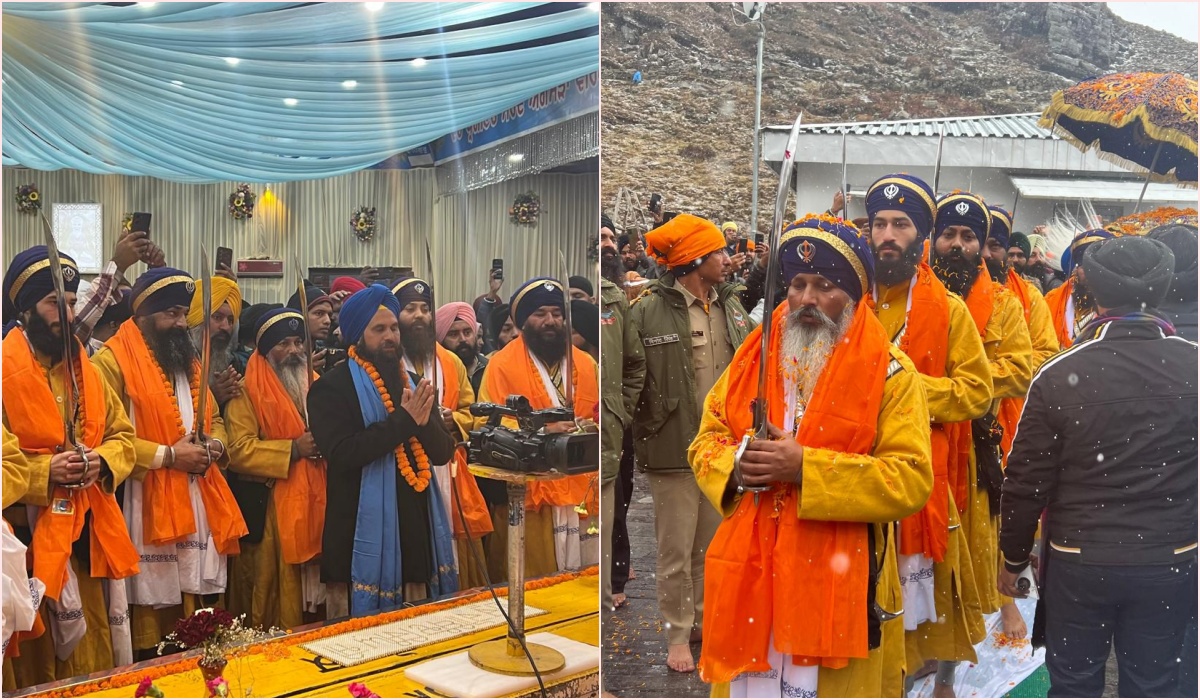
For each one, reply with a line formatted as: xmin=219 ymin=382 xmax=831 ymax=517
xmin=131 ymin=267 xmax=194 ymax=317
xmin=391 ymin=277 xmax=433 ymax=309
xmin=255 ymin=308 xmax=306 ymax=355
xmin=510 ymin=277 xmax=565 ymax=329
xmin=987 ymin=206 xmax=1013 ymax=251
xmin=780 ymin=215 xmax=875 ymax=303
xmin=865 ymin=174 xmax=937 ymax=239
xmin=934 ymin=192 xmax=991 ymax=244
xmin=3 ymin=246 xmax=80 ymax=324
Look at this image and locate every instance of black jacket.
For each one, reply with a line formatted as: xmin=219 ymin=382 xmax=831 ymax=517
xmin=308 ymin=361 xmax=456 ymax=584
xmin=1000 ymin=316 xmax=1198 ymax=567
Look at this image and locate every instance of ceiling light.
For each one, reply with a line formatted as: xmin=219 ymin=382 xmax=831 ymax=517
xmin=342 ymin=80 xmax=358 ymax=89
xmin=171 ymin=80 xmax=184 ymax=87
xmin=507 ymin=153 xmax=525 ymax=163
xmin=412 ymin=57 xmax=428 ymax=68
xmin=224 ymin=57 xmax=240 ymax=66
xmin=365 ymin=2 xmax=384 ymax=11
xmin=283 ymin=98 xmax=298 ymax=106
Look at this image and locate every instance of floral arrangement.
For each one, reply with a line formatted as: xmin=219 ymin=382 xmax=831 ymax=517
xmin=205 ymin=677 xmax=230 ymax=698
xmin=351 ymin=205 xmax=377 ymax=242
xmin=1105 ymin=206 xmax=1198 ymax=237
xmin=155 ymin=607 xmax=271 ymax=667
xmin=134 ymin=678 xmax=164 ymax=698
xmin=228 ymin=184 xmax=256 ymax=220
xmin=509 ymin=191 xmax=541 ymax=225
xmin=348 ymin=682 xmax=381 ymax=698
xmin=15 ymin=183 xmax=41 ymax=214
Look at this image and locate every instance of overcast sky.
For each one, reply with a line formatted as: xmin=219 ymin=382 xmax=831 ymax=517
xmin=1107 ymin=2 xmax=1198 ymax=43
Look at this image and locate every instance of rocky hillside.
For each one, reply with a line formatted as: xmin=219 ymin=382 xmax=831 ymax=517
xmin=601 ymin=2 xmax=1198 ymax=231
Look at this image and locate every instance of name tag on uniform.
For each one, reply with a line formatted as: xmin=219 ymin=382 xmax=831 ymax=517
xmin=644 ymin=333 xmax=680 ymax=347
xmin=691 ymin=330 xmax=705 ymax=338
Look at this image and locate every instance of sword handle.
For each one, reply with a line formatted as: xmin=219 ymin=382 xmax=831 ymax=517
xmin=61 ymin=443 xmax=90 ymax=489
xmin=733 ymin=433 xmax=770 ymax=496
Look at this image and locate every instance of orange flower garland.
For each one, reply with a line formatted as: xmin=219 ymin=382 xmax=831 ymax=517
xmin=148 ymin=351 xmax=202 ymax=438
xmin=38 ymin=567 xmax=600 ymax=698
xmin=347 ymin=345 xmax=431 ymax=492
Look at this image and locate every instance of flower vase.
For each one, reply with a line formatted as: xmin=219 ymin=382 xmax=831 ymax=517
xmin=198 ymin=658 xmax=227 ymax=695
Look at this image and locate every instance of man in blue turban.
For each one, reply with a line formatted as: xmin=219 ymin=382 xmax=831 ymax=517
xmin=864 ymin=173 xmax=938 ymax=287
xmin=1045 ymin=229 xmax=1119 ymax=348
xmin=306 ymin=284 xmax=457 ymax=618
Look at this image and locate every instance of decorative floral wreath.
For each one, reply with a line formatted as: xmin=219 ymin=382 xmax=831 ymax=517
xmin=228 ymin=183 xmax=256 ymax=220
xmin=15 ymin=183 xmax=40 ymax=214
xmin=509 ymin=191 xmax=541 ymax=225
xmin=351 ymin=205 xmax=377 ymax=242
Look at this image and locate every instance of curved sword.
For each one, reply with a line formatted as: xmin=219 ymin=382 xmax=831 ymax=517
xmin=840 ymin=129 xmax=849 ymax=219
xmin=37 ymin=211 xmax=88 ymax=487
xmin=293 ymin=255 xmax=314 ymax=426
xmin=557 ymin=251 xmax=575 ymax=413
xmin=932 ymin=124 xmax=946 ymax=196
xmin=195 ymin=247 xmax=212 ymax=446
xmin=422 ymin=238 xmax=440 ymax=397
xmin=734 ymin=111 xmax=803 ymax=499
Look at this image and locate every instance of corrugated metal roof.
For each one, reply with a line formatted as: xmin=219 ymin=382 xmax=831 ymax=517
xmin=767 ymin=113 xmax=1055 ymax=139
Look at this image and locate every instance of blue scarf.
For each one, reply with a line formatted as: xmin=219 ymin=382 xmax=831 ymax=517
xmin=348 ymin=359 xmax=459 ymax=615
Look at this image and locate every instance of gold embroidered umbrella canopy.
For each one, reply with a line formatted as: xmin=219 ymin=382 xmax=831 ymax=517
xmin=1105 ymin=206 xmax=1198 ymax=237
xmin=1040 ymin=72 xmax=1198 ymax=211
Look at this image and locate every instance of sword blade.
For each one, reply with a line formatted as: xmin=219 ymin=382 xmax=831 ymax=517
xmin=422 ymin=238 xmax=440 ymax=396
xmin=933 ymin=124 xmax=945 ymax=196
xmin=755 ymin=112 xmax=803 ymax=436
xmin=36 ymin=211 xmax=79 ymax=447
xmin=840 ymin=129 xmax=849 ymax=219
xmin=195 ymin=247 xmax=212 ymax=442
xmin=294 ymin=256 xmax=314 ymax=426
xmin=557 ymin=251 xmax=575 ymax=411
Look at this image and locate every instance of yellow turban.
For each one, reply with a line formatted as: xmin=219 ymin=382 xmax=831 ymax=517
xmin=645 ymin=214 xmax=727 ymax=269
xmin=187 ymin=277 xmax=243 ymax=328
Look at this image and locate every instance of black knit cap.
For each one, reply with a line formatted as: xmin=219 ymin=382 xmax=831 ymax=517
xmin=1146 ymin=223 xmax=1198 ymax=304
xmin=1081 ymin=236 xmax=1176 ymax=310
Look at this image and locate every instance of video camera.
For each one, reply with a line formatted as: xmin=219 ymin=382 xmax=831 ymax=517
xmin=468 ymin=395 xmax=597 ymax=475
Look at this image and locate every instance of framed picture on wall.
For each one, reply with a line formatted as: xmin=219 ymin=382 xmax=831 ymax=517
xmin=51 ymin=203 xmax=104 ymax=273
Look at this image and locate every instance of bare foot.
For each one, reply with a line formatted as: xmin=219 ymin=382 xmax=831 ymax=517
xmin=612 ymin=593 xmax=627 ymax=609
xmin=1000 ymin=602 xmax=1027 ymax=640
xmin=933 ymin=680 xmax=956 ymax=698
xmin=666 ymin=643 xmax=695 ymax=672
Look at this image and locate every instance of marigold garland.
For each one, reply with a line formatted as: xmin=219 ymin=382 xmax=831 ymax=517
xmin=348 ymin=345 xmax=431 ymax=492
xmin=37 ymin=567 xmax=599 ymax=698
xmin=150 ymin=353 xmax=203 ymax=439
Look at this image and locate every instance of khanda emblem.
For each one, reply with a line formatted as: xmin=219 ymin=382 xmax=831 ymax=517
xmin=799 ymin=240 xmax=817 ymax=263
xmin=62 ymin=266 xmax=77 ymax=282
xmin=289 ymin=318 xmax=299 ymax=330
xmin=415 ymin=283 xmax=425 ymax=294
xmin=543 ymin=282 xmax=556 ymax=291
xmin=883 ymin=184 xmax=900 ymax=200
xmin=956 ymin=202 xmax=970 ymax=216
xmin=185 ymin=280 xmax=196 ymax=293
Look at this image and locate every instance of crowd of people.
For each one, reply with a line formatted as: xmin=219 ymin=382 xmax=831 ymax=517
xmin=600 ymin=177 xmax=1197 ymax=698
xmin=0 ymin=232 xmax=602 ymax=691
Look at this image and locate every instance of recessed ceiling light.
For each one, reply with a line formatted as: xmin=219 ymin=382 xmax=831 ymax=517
xmin=342 ymin=80 xmax=358 ymax=89
xmin=224 ymin=57 xmax=240 ymax=66
xmin=412 ymin=57 xmax=428 ymax=68
xmin=507 ymin=153 xmax=525 ymax=163
xmin=365 ymin=2 xmax=384 ymax=11
xmin=283 ymin=98 xmax=298 ymax=106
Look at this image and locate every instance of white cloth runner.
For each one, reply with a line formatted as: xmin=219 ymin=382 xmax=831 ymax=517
xmin=2 ymin=523 xmax=44 ymax=656
xmin=123 ymin=371 xmax=226 ymax=607
xmin=728 ymin=633 xmax=819 ymax=698
xmin=24 ymin=505 xmax=86 ymax=660
xmin=899 ymin=552 xmax=937 ymax=631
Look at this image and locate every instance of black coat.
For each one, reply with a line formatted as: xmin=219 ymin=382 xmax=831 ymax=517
xmin=1000 ymin=316 xmax=1198 ymax=568
xmin=308 ymin=361 xmax=456 ymax=585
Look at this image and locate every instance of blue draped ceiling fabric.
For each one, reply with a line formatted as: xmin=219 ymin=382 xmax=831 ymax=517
xmin=2 ymin=2 xmax=599 ymax=183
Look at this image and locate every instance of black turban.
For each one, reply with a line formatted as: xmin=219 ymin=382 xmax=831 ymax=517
xmin=1082 ymin=236 xmax=1175 ymax=311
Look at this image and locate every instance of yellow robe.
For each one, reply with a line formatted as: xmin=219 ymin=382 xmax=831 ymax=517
xmin=694 ymin=346 xmax=934 ymax=698
xmin=223 ymin=389 xmax=305 ymax=630
xmin=875 ymin=282 xmax=994 ymax=667
xmin=411 ymin=351 xmax=489 ymax=590
xmin=2 ymin=425 xmax=30 ymax=509
xmin=90 ymin=345 xmax=230 ymax=652
xmin=1022 ymin=279 xmax=1061 ymax=368
xmin=2 ymin=350 xmax=136 ymax=689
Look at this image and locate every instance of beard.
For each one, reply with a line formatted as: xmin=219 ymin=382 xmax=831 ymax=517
xmin=523 ymin=322 xmax=568 ymax=366
xmin=872 ymin=239 xmax=924 ymax=287
xmin=270 ymin=353 xmax=309 ymax=414
xmin=357 ymin=342 xmax=405 ymax=391
xmin=399 ymin=320 xmax=435 ymax=363
xmin=985 ymin=257 xmax=1008 ymax=284
xmin=1010 ymin=259 xmax=1028 ymax=276
xmin=448 ymin=339 xmax=478 ymax=368
xmin=780 ymin=305 xmax=853 ymax=404
xmin=190 ymin=324 xmax=235 ymax=373
xmin=601 ymin=249 xmax=625 ymax=286
xmin=932 ymin=249 xmax=983 ymax=298
xmin=1071 ymin=275 xmax=1095 ymax=312
xmin=23 ymin=312 xmax=79 ymax=364
xmin=145 ymin=324 xmax=197 ymax=377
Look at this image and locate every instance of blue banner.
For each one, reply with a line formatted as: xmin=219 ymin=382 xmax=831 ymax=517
xmin=371 ymin=71 xmax=597 ymax=169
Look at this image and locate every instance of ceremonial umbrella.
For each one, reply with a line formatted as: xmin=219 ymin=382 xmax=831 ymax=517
xmin=1039 ymin=72 xmax=1198 ymax=211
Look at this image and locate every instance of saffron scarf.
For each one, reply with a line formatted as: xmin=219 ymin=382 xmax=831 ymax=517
xmin=999 ymin=270 xmax=1033 ymax=462
xmin=347 ymin=358 xmax=459 ymax=613
xmin=431 ymin=345 xmax=493 ymax=540
xmin=700 ymin=300 xmax=889 ymax=682
xmin=952 ymin=266 xmax=996 ymax=510
xmin=1045 ymin=278 xmax=1074 ymax=349
xmin=481 ymin=336 xmax=598 ymax=514
xmin=2 ymin=331 xmax=139 ymax=601
xmin=895 ymin=263 xmax=952 ymax=562
xmin=244 ymin=352 xmax=326 ymax=565
xmin=104 ymin=319 xmax=247 ymax=554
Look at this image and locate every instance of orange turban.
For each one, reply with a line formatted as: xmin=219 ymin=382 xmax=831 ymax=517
xmin=644 ymin=214 xmax=726 ymax=269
